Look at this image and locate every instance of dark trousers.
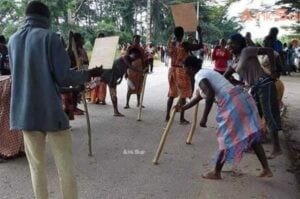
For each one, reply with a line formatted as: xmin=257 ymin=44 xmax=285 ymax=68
xmin=252 ymin=79 xmax=281 ymax=132
xmin=148 ymin=59 xmax=154 ymax=73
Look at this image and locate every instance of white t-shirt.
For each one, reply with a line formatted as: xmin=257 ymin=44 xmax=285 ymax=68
xmin=195 ymin=69 xmax=233 ymax=98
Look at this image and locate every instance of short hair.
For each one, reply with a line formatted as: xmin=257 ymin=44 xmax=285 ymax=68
xmin=270 ymin=27 xmax=279 ymax=35
xmin=0 ymin=35 xmax=6 ymax=44
xmin=230 ymin=33 xmax=246 ymax=49
xmin=133 ymin=35 xmax=141 ymax=39
xmin=174 ymin=26 xmax=184 ymax=39
xmin=97 ymin=33 xmax=105 ymax=38
xmin=25 ymin=1 xmax=50 ymax=18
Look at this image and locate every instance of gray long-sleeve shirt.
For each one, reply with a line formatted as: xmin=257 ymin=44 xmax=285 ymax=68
xmin=8 ymin=15 xmax=89 ymax=132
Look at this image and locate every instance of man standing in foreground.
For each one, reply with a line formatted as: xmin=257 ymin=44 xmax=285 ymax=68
xmin=8 ymin=2 xmax=102 ymax=198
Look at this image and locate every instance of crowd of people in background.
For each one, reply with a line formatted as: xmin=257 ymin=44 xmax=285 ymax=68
xmin=128 ymin=31 xmax=300 ymax=79
xmin=2 ymin=26 xmax=300 ymax=78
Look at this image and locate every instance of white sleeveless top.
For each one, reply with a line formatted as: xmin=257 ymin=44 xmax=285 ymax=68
xmin=195 ymin=69 xmax=233 ymax=98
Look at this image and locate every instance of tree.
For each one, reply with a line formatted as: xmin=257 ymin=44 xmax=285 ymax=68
xmin=276 ymin=0 xmax=300 ymax=35
xmin=0 ymin=0 xmax=22 ymax=39
xmin=0 ymin=0 xmax=243 ymax=47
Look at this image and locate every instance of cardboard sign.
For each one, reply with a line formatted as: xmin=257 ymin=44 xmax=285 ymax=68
xmin=89 ymin=36 xmax=119 ymax=69
xmin=171 ymin=3 xmax=198 ymax=32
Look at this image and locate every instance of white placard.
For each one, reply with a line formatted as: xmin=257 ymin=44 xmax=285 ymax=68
xmin=89 ymin=36 xmax=119 ymax=69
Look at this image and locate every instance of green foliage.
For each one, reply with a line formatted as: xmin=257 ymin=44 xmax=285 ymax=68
xmin=119 ymin=31 xmax=133 ymax=45
xmin=199 ymin=2 xmax=242 ymax=44
xmin=0 ymin=0 xmax=243 ymax=47
xmin=280 ymin=35 xmax=300 ymax=45
xmin=0 ymin=0 xmax=22 ymax=38
xmin=273 ymin=0 xmax=299 ymax=35
xmin=276 ymin=0 xmax=300 ymax=9
xmin=2 ymin=23 xmax=19 ymax=39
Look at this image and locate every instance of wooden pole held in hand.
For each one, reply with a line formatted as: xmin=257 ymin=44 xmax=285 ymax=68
xmin=152 ymin=98 xmax=180 ymax=165
xmin=82 ymin=94 xmax=92 ymax=156
xmin=68 ymin=32 xmax=93 ymax=156
xmin=137 ymin=73 xmax=148 ymax=121
xmin=186 ymin=102 xmax=199 ymax=144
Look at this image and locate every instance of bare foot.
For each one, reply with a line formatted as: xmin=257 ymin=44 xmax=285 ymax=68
xmin=258 ymin=169 xmax=273 ymax=178
xmin=124 ymin=105 xmax=130 ymax=109
xmin=114 ymin=112 xmax=125 ymax=117
xmin=180 ymin=119 xmax=190 ymax=125
xmin=201 ymin=171 xmax=222 ymax=180
xmin=231 ymin=167 xmax=243 ymax=177
xmin=267 ymin=150 xmax=283 ymax=159
xmin=137 ymin=104 xmax=145 ymax=108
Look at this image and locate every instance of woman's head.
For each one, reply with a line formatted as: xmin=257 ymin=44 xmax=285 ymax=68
xmin=227 ymin=33 xmax=246 ymax=55
xmin=174 ymin=26 xmax=184 ymax=41
xmin=269 ymin=27 xmax=279 ymax=37
xmin=133 ymin=35 xmax=141 ymax=44
xmin=97 ymin=33 xmax=105 ymax=38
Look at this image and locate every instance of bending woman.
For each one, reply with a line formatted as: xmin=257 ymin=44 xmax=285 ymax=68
xmin=176 ymin=68 xmax=272 ymax=180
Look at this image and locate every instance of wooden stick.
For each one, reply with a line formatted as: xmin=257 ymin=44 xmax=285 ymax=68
xmin=186 ymin=102 xmax=199 ymax=145
xmin=70 ymin=34 xmax=81 ymax=69
xmin=137 ymin=73 xmax=148 ymax=121
xmin=81 ymin=94 xmax=92 ymax=156
xmin=68 ymin=32 xmax=92 ymax=156
xmin=152 ymin=98 xmax=180 ymax=165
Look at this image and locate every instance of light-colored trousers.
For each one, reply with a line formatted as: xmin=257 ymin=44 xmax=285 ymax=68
xmin=23 ymin=130 xmax=78 ymax=199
